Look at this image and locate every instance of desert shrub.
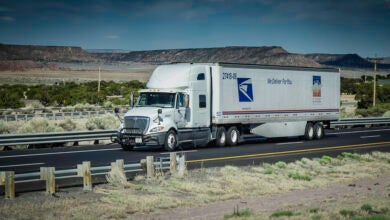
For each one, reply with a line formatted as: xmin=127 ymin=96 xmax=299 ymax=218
xmin=85 ymin=115 xmax=118 ymax=130
xmin=361 ymin=204 xmax=373 ymax=213
xmin=58 ymin=118 xmax=76 ymax=131
xmin=339 ymin=209 xmax=355 ymax=217
xmin=61 ymin=106 xmax=74 ymax=112
xmin=275 ymin=161 xmax=287 ymax=169
xmin=20 ymin=107 xmax=34 ymax=114
xmin=288 ymin=172 xmax=312 ymax=181
xmin=103 ymin=101 xmax=113 ymax=108
xmin=106 ymin=164 xmax=132 ymax=189
xmin=17 ymin=117 xmax=54 ymax=133
xmin=270 ymin=210 xmax=294 ymax=218
xmin=224 ymin=207 xmax=252 ymax=219
xmin=263 ymin=167 xmax=274 ymax=174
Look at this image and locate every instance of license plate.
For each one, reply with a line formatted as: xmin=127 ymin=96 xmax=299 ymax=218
xmin=135 ymin=137 xmax=142 ymax=144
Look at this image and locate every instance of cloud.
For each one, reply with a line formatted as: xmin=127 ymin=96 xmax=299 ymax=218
xmin=0 ymin=16 xmax=15 ymax=22
xmin=105 ymin=35 xmax=119 ymax=39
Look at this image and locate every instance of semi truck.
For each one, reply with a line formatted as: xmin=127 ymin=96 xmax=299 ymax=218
xmin=116 ymin=63 xmax=340 ymax=151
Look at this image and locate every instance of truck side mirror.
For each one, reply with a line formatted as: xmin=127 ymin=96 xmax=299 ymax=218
xmin=158 ymin=109 xmax=162 ymax=114
xmin=130 ymin=93 xmax=134 ymax=108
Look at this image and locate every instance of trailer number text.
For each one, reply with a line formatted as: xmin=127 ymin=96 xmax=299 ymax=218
xmin=222 ymin=72 xmax=237 ymax=80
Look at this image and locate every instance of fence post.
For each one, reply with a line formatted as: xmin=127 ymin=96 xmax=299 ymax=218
xmin=82 ymin=161 xmax=92 ymax=191
xmin=146 ymin=156 xmax=155 ymax=178
xmin=170 ymin=152 xmax=177 ymax=174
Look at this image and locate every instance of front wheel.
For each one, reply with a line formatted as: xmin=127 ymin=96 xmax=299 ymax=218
xmin=164 ymin=130 xmax=177 ymax=151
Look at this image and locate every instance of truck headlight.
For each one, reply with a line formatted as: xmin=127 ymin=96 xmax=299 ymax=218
xmin=149 ymin=126 xmax=164 ymax=133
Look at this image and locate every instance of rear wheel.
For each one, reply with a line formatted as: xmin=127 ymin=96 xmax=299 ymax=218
xmin=121 ymin=145 xmax=134 ymax=151
xmin=164 ymin=130 xmax=177 ymax=151
xmin=314 ymin=122 xmax=324 ymax=139
xmin=226 ymin=126 xmax=239 ymax=146
xmin=216 ymin=126 xmax=226 ymax=147
xmin=304 ymin=122 xmax=314 ymax=140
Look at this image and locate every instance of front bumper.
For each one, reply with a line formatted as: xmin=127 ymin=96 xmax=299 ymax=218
xmin=114 ymin=128 xmax=166 ymax=147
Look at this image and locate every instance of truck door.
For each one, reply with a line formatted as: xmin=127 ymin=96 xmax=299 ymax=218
xmin=190 ymin=69 xmax=210 ymax=128
xmin=174 ymin=92 xmax=187 ymax=128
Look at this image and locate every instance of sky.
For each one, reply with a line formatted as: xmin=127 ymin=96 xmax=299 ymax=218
xmin=0 ymin=0 xmax=389 ymax=57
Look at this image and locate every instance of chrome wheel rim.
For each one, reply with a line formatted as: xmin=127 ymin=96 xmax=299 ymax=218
xmin=167 ymin=133 xmax=176 ymax=149
xmin=231 ymin=130 xmax=238 ymax=144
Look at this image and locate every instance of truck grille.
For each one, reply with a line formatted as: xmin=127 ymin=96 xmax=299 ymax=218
xmin=123 ymin=116 xmax=149 ymax=134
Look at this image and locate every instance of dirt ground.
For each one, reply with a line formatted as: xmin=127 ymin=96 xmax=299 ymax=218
xmin=1 ymin=173 xmax=388 ymax=220
xmin=139 ymin=173 xmax=390 ymax=220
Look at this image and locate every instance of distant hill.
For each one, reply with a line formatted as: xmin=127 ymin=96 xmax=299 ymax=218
xmin=94 ymin=46 xmax=322 ymax=67
xmin=0 ymin=44 xmax=98 ymax=62
xmin=1 ymin=43 xmax=389 ymax=70
xmin=85 ymin=49 xmax=131 ymax=54
xmin=305 ymin=53 xmax=390 ymax=69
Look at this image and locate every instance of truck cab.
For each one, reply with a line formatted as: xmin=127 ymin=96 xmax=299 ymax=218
xmin=116 ymin=63 xmax=212 ymax=151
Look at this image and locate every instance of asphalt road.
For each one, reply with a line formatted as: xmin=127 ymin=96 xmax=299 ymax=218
xmin=0 ymin=127 xmax=389 ymax=174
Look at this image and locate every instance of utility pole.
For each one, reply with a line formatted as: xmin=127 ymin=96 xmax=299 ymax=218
xmin=373 ymin=57 xmax=376 ymax=107
xmin=368 ymin=55 xmax=382 ymax=107
xmin=98 ymin=66 xmax=101 ymax=93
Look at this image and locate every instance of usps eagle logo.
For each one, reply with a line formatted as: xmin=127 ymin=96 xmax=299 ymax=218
xmin=237 ymin=78 xmax=254 ymax=102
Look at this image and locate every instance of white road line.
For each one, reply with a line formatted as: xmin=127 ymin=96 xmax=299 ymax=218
xmin=0 ymin=162 xmax=45 ymax=168
xmin=327 ymin=128 xmax=390 ymax=135
xmin=276 ymin=141 xmax=304 ymax=145
xmin=160 ymin=150 xmax=198 ymax=155
xmin=360 ymin=135 xmax=381 ymax=139
xmin=0 ymin=148 xmax=121 ymax=159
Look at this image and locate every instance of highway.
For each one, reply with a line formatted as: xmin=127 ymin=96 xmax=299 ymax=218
xmin=0 ymin=127 xmax=389 ymax=174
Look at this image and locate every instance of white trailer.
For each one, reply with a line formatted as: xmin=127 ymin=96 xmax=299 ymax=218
xmin=116 ymin=63 xmax=340 ymax=151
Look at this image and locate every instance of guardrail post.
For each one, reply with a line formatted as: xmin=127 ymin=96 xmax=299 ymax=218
xmin=82 ymin=161 xmax=92 ymax=191
xmin=1 ymin=171 xmax=15 ymax=199
xmin=177 ymin=154 xmax=187 ymax=176
xmin=146 ymin=156 xmax=155 ymax=178
xmin=41 ymin=167 xmax=55 ymax=194
xmin=116 ymin=159 xmax=124 ymax=173
xmin=170 ymin=152 xmax=177 ymax=174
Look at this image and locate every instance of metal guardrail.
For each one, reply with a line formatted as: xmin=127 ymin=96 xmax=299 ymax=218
xmin=331 ymin=117 xmax=390 ymax=127
xmin=0 ymin=130 xmax=116 ymax=146
xmin=0 ymin=117 xmax=389 ymax=147
xmin=0 ymin=110 xmax=128 ymax=122
xmin=0 ymin=154 xmax=184 ymax=199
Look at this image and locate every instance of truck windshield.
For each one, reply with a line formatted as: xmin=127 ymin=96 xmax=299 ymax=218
xmin=136 ymin=92 xmax=175 ymax=108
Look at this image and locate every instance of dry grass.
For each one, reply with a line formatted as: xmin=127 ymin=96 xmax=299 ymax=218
xmin=0 ymin=152 xmax=389 ymax=219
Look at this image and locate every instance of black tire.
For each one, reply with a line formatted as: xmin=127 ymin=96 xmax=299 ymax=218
xmin=226 ymin=126 xmax=239 ymax=146
xmin=164 ymin=130 xmax=177 ymax=151
xmin=304 ymin=122 xmax=314 ymax=140
xmin=314 ymin=122 xmax=324 ymax=139
xmin=216 ymin=126 xmax=226 ymax=147
xmin=121 ymin=145 xmax=134 ymax=151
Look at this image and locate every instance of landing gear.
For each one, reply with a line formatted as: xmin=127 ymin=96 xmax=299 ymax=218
xmin=226 ymin=126 xmax=239 ymax=146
